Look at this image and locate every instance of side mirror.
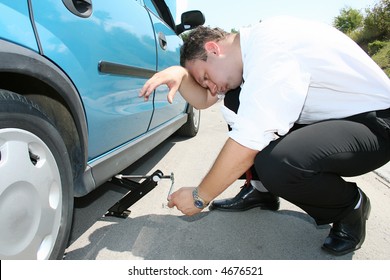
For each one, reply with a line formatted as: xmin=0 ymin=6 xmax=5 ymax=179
xmin=176 ymin=10 xmax=205 ymax=35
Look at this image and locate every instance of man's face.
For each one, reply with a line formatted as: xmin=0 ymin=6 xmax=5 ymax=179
xmin=185 ymin=53 xmax=242 ymax=96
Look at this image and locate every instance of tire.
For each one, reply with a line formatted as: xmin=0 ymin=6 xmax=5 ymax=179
xmin=0 ymin=89 xmax=74 ymax=259
xmin=176 ymin=105 xmax=201 ymax=137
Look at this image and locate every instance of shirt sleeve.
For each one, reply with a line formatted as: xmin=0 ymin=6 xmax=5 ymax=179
xmin=223 ymin=48 xmax=311 ymax=151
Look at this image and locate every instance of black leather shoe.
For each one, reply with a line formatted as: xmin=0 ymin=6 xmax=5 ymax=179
xmin=209 ymin=183 xmax=280 ymax=211
xmin=322 ymin=188 xmax=371 ymax=256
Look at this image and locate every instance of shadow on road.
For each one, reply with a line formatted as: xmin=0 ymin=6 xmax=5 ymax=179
xmin=64 ymin=205 xmax=354 ymax=260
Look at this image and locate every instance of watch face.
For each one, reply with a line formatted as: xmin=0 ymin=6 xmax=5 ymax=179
xmin=194 ymin=200 xmax=204 ymax=208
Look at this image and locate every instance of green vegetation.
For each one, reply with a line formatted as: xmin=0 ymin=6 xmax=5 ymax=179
xmin=371 ymin=41 xmax=390 ymax=77
xmin=333 ymin=0 xmax=390 ymax=77
xmin=333 ymin=7 xmax=364 ymax=34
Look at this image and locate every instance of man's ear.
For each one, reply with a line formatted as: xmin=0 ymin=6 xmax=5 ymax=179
xmin=204 ymin=41 xmax=220 ymax=56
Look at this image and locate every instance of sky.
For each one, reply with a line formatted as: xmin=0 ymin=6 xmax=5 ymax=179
xmin=177 ymin=0 xmax=379 ymax=31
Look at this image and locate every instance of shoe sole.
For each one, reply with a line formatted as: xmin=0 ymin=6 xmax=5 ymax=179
xmin=209 ymin=202 xmax=280 ymax=212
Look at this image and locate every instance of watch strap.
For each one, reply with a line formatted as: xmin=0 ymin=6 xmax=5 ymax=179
xmin=193 ymin=187 xmax=209 ymax=209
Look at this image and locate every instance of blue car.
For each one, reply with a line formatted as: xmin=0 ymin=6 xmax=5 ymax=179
xmin=0 ymin=0 xmax=204 ymax=259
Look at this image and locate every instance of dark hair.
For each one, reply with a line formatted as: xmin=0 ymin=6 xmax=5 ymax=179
xmin=180 ymin=26 xmax=229 ymax=66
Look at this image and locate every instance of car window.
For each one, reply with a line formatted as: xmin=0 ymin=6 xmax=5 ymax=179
xmin=143 ymin=0 xmax=175 ymax=31
xmin=164 ymin=0 xmax=177 ymax=21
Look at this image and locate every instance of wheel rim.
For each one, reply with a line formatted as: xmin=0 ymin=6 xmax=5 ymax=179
xmin=0 ymin=128 xmax=62 ymax=259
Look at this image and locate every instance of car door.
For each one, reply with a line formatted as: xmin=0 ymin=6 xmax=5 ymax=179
xmin=30 ymin=0 xmax=157 ymax=160
xmin=143 ymin=0 xmax=188 ymax=130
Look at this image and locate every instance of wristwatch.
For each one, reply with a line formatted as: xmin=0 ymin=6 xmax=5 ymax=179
xmin=192 ymin=187 xmax=209 ymax=209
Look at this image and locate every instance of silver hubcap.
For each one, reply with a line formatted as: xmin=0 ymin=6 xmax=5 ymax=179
xmin=0 ymin=128 xmax=62 ymax=259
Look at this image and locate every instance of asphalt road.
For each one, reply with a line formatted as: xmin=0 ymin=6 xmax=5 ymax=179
xmin=64 ymin=102 xmax=390 ymax=260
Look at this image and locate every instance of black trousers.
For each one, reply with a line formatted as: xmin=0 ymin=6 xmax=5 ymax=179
xmin=224 ymin=87 xmax=390 ymax=225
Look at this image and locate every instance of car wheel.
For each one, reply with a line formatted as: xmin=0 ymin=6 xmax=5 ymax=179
xmin=0 ymin=89 xmax=73 ymax=259
xmin=176 ymin=105 xmax=201 ymax=137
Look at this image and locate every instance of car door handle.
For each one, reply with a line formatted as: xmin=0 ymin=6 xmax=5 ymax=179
xmin=62 ymin=0 xmax=93 ymax=18
xmin=158 ymin=32 xmax=167 ymax=50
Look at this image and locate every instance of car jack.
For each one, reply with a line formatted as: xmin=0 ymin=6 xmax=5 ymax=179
xmin=105 ymin=169 xmax=174 ymax=218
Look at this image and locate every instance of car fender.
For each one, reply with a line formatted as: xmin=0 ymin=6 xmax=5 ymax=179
xmin=0 ymin=39 xmax=88 ymax=186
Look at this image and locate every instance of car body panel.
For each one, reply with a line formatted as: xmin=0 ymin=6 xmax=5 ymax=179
xmin=0 ymin=0 xmax=200 ymax=195
xmin=0 ymin=0 xmax=204 ymax=259
xmin=0 ymin=0 xmax=38 ymax=51
xmin=31 ymin=0 xmax=161 ymax=160
xmin=146 ymin=8 xmax=188 ymax=130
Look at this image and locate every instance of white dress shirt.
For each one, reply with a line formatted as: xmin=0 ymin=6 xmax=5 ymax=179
xmin=222 ymin=16 xmax=390 ymax=151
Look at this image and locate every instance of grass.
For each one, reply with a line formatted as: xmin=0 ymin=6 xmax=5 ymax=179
xmin=371 ymin=40 xmax=390 ymax=78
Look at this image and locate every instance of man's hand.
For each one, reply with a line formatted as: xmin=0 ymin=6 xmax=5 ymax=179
xmin=139 ymin=66 xmax=188 ymax=104
xmin=167 ymin=138 xmax=258 ymax=216
xmin=168 ymin=187 xmax=203 ymax=216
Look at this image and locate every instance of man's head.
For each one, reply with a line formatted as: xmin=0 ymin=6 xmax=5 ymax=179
xmin=180 ymin=26 xmax=243 ymax=96
xmin=180 ymin=26 xmax=229 ymax=66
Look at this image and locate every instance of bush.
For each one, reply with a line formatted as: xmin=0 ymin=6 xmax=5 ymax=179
xmin=370 ymin=41 xmax=390 ymax=77
xmin=335 ymin=0 xmax=390 ymax=51
xmin=363 ymin=0 xmax=390 ymax=41
xmin=368 ymin=40 xmax=387 ymax=55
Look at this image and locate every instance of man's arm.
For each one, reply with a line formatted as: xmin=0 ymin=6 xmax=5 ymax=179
xmin=140 ymin=66 xmax=219 ymax=109
xmin=168 ymin=137 xmax=259 ymax=215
